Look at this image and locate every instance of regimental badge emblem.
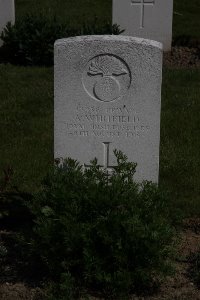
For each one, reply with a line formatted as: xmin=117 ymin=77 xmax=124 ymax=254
xmin=82 ymin=54 xmax=131 ymax=102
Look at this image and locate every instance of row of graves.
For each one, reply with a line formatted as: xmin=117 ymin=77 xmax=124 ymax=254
xmin=0 ymin=0 xmax=173 ymax=50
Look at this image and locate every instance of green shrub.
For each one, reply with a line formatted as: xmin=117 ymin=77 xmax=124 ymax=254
xmin=27 ymin=151 xmax=175 ymax=299
xmin=0 ymin=167 xmax=33 ymax=230
xmin=0 ymin=14 xmax=124 ymax=66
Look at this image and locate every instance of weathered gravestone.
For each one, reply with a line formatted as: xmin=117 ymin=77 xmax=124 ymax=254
xmin=113 ymin=0 xmax=173 ymax=51
xmin=54 ymin=36 xmax=162 ymax=182
xmin=0 ymin=0 xmax=15 ymax=46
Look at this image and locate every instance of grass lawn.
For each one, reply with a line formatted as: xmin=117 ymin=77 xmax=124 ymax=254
xmin=15 ymin=0 xmax=112 ymax=28
xmin=0 ymin=65 xmax=53 ymax=191
xmin=160 ymin=69 xmax=200 ymax=216
xmin=0 ymin=65 xmax=200 ymax=216
xmin=173 ymin=0 xmax=200 ymax=38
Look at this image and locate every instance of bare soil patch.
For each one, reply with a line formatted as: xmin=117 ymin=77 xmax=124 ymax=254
xmin=0 ymin=283 xmax=44 ymax=300
xmin=163 ymin=47 xmax=200 ymax=68
xmin=140 ymin=218 xmax=200 ymax=300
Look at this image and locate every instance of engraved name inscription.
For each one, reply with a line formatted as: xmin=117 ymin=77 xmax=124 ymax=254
xmin=65 ymin=104 xmax=150 ymax=139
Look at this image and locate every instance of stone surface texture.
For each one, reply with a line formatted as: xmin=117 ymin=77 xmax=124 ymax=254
xmin=113 ymin=0 xmax=173 ymax=51
xmin=0 ymin=0 xmax=15 ymax=46
xmin=54 ymin=35 xmax=163 ymax=182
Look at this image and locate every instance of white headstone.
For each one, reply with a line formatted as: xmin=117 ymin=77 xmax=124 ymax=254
xmin=0 ymin=0 xmax=15 ymax=46
xmin=113 ymin=0 xmax=173 ymax=51
xmin=54 ymin=36 xmax=162 ymax=183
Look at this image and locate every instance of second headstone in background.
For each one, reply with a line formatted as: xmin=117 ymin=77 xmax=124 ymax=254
xmin=113 ymin=0 xmax=173 ymax=51
xmin=0 ymin=0 xmax=15 ymax=46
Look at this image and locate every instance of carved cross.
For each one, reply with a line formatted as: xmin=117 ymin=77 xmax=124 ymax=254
xmin=83 ymin=142 xmax=117 ymax=171
xmin=131 ymin=0 xmax=155 ymax=28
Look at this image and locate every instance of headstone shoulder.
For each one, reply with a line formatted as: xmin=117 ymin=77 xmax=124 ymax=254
xmin=55 ymin=35 xmax=163 ymax=50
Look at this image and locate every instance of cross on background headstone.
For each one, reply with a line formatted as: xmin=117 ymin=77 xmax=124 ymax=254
xmin=84 ymin=142 xmax=117 ymax=171
xmin=113 ymin=0 xmax=173 ymax=50
xmin=131 ymin=0 xmax=155 ymax=28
